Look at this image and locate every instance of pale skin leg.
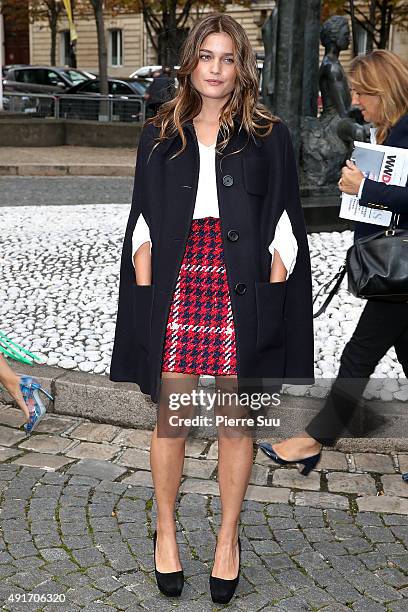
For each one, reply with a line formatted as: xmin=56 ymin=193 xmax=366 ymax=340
xmin=210 ymin=250 xmax=289 ymax=579
xmin=212 ymin=374 xmax=253 ymax=579
xmin=0 ymin=354 xmax=30 ymax=421
xmin=150 ymin=371 xmax=199 ymax=573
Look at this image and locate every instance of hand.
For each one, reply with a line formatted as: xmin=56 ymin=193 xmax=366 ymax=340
xmin=338 ymin=159 xmax=364 ymax=195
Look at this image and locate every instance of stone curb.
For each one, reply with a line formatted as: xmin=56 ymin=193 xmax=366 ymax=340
xmin=1 ymin=363 xmax=408 ymax=452
xmin=0 ymin=164 xmax=133 ymax=177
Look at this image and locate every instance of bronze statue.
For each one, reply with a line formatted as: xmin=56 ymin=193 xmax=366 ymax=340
xmin=300 ymin=15 xmax=368 ymax=186
xmin=319 ymin=16 xmax=352 ymax=118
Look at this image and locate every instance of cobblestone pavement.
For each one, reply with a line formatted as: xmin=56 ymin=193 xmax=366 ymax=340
xmin=1 ymin=404 xmax=408 ymax=611
xmin=0 ymin=177 xmax=133 ymax=207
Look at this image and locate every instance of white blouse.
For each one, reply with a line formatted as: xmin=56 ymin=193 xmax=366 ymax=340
xmin=132 ymin=140 xmax=298 ymax=278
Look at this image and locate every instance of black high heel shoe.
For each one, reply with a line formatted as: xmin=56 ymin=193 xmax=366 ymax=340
xmin=153 ymin=530 xmax=184 ymax=597
xmin=210 ymin=537 xmax=241 ymax=604
xmin=259 ymin=442 xmax=321 ymax=476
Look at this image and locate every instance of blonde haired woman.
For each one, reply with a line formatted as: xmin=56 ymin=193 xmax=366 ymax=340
xmin=260 ymin=50 xmax=408 ymax=466
xmin=111 ymin=13 xmax=313 ymax=603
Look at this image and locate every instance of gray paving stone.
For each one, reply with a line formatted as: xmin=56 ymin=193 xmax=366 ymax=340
xmin=182 ymin=456 xmax=217 ymax=479
xmin=353 ymin=453 xmax=395 ymax=474
xmin=355 ymin=511 xmax=384 ymax=527
xmin=34 ymin=415 xmax=78 ymax=434
xmin=69 ymin=422 xmax=120 ymax=443
xmin=104 ymin=586 xmax=143 ymax=608
xmin=327 ymin=472 xmax=377 ymax=495
xmin=249 ymin=463 xmax=270 ymax=485
xmin=65 ymin=459 xmax=127 ymax=481
xmin=0 ymin=425 xmax=27 ymax=447
xmin=382 ymin=474 xmax=408 ymax=498
xmin=0 ymin=446 xmax=24 ymax=462
xmin=294 ymin=491 xmax=349 ymax=509
xmin=245 ymin=484 xmax=290 ymax=503
xmin=65 ymin=584 xmax=105 ymax=605
xmin=357 ymin=495 xmax=408 ymax=515
xmin=273 ymin=469 xmax=321 ymax=491
xmin=318 ymin=450 xmax=349 ymax=471
xmin=111 ymin=427 xmax=152 ymax=450
xmin=180 ymin=477 xmax=220 ymax=496
xmin=117 ymin=447 xmax=151 ymax=470
xmin=11 ymin=453 xmax=75 ymax=471
xmin=18 ymin=434 xmax=76 ymax=455
xmin=65 ymin=441 xmax=121 ymax=461
xmin=362 ymin=525 xmax=396 ymax=543
xmin=390 ymin=525 xmax=408 ymax=546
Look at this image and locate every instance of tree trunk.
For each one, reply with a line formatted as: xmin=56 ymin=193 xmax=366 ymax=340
xmin=90 ymin=0 xmax=108 ymax=118
xmin=90 ymin=0 xmax=108 ymax=95
xmin=366 ymin=0 xmax=376 ymax=52
xmin=379 ymin=0 xmax=393 ymax=49
xmin=349 ymin=0 xmax=358 ymax=57
xmin=49 ymin=12 xmax=58 ymax=65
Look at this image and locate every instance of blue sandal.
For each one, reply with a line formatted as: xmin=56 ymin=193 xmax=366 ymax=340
xmin=20 ymin=376 xmax=53 ymax=433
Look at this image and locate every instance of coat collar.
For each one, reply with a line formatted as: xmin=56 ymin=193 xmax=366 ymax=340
xmin=157 ymin=114 xmax=262 ymax=157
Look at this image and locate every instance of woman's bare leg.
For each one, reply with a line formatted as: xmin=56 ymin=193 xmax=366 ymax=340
xmin=150 ymin=371 xmax=199 ymax=572
xmin=212 ymin=374 xmax=253 ymax=578
xmin=0 ymin=355 xmax=30 ymax=420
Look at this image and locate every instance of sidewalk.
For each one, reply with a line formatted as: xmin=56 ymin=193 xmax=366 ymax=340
xmin=0 ymin=147 xmax=136 ymax=177
xmin=0 ymin=402 xmax=408 ymax=611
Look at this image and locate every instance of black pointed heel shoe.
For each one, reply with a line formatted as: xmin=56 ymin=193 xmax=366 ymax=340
xmin=210 ymin=537 xmax=241 ymax=605
xmin=153 ymin=530 xmax=184 ymax=597
xmin=259 ymin=443 xmax=321 ymax=476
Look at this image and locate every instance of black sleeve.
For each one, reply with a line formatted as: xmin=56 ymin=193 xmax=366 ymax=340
xmin=279 ymin=123 xmax=315 ymax=381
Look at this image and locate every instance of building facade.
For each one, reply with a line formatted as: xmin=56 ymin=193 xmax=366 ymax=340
xmin=29 ymin=3 xmax=408 ymax=77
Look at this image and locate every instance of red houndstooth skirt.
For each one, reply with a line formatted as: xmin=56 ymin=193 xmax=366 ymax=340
xmin=161 ymin=217 xmax=237 ymax=375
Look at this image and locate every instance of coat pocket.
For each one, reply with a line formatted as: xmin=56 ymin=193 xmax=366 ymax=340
xmin=242 ymin=158 xmax=269 ymax=196
xmin=254 ymin=281 xmax=287 ymax=351
xmin=132 ymin=284 xmax=154 ymax=351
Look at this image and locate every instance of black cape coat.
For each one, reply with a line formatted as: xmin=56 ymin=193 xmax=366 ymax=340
xmin=110 ymin=116 xmax=314 ymax=404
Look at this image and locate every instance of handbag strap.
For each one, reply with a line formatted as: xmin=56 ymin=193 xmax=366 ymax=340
xmin=313 ymin=262 xmax=347 ymax=318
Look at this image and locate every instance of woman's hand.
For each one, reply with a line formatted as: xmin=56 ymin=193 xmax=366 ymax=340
xmin=133 ymin=242 xmax=152 ymax=285
xmin=270 ymin=249 xmax=287 ymax=283
xmin=338 ymin=159 xmax=365 ymax=195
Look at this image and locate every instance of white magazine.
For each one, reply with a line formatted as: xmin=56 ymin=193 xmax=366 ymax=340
xmin=339 ymin=141 xmax=408 ymax=226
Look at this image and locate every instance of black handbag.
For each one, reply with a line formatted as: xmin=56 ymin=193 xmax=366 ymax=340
xmin=313 ymin=215 xmax=408 ymax=317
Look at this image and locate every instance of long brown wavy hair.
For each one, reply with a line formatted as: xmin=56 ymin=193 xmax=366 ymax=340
xmin=146 ymin=13 xmax=279 ymax=157
xmin=349 ymin=50 xmax=408 ymax=144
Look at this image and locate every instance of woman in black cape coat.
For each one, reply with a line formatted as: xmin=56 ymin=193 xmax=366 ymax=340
xmin=110 ymin=13 xmax=314 ymax=603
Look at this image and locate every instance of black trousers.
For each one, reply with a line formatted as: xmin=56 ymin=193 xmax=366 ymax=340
xmin=306 ymin=300 xmax=408 ymax=445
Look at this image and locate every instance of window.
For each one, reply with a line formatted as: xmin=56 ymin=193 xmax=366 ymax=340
xmin=111 ymin=81 xmax=131 ymax=95
xmin=60 ymin=30 xmax=71 ymax=66
xmin=79 ymin=80 xmax=100 ymax=93
xmin=61 ymin=69 xmax=89 ymax=85
xmin=45 ymin=70 xmax=63 ymax=86
xmin=109 ymin=29 xmax=123 ymax=67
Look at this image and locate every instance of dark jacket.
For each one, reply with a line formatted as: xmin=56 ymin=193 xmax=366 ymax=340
xmin=355 ymin=114 xmax=408 ymax=241
xmin=110 ymin=117 xmax=314 ymax=403
xmin=145 ymin=75 xmax=175 ymax=106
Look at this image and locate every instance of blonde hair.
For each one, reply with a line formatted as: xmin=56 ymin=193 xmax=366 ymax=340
xmin=146 ymin=13 xmax=279 ymax=157
xmin=349 ymin=49 xmax=408 ymax=144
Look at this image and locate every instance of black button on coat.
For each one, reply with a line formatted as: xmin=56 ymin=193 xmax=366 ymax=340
xmin=110 ymin=117 xmax=314 ymax=403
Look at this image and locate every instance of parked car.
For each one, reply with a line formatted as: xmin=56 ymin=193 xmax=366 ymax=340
xmin=129 ymin=65 xmax=163 ymax=80
xmin=59 ymin=77 xmax=150 ymax=122
xmin=3 ymin=65 xmax=96 ymax=95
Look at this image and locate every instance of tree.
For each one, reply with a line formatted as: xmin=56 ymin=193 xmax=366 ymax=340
xmin=116 ymin=0 xmax=250 ymax=69
xmin=2 ymin=0 xmax=63 ymax=65
xmin=88 ymin=0 xmax=108 ymax=97
xmin=322 ymin=0 xmax=408 ymax=52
